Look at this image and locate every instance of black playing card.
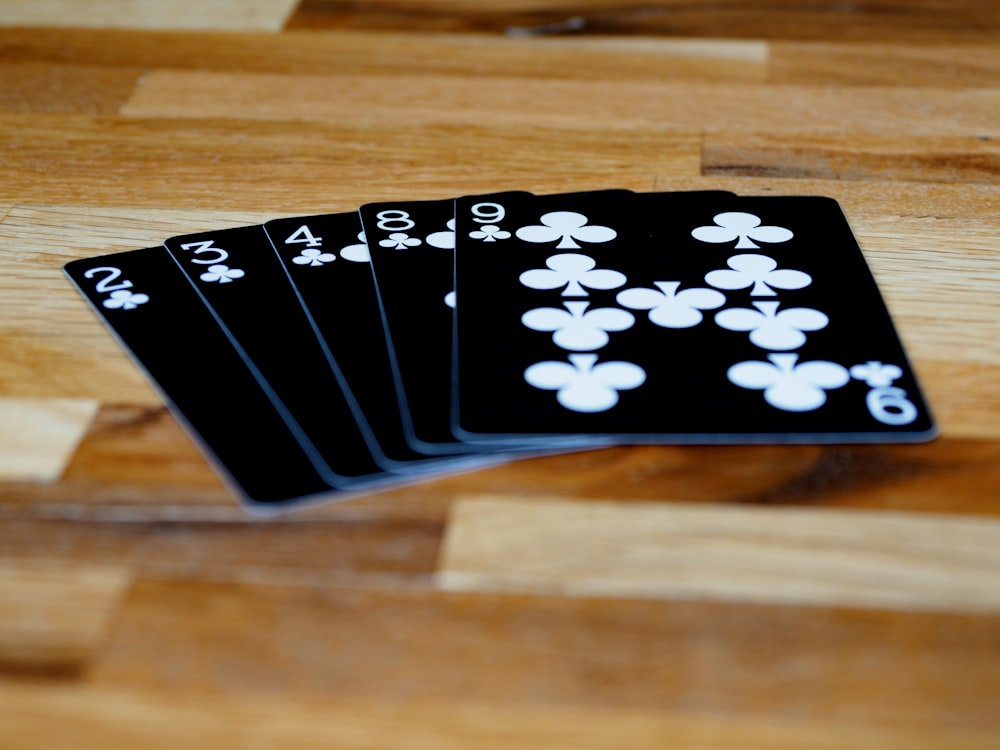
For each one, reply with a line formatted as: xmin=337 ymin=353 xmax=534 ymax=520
xmin=65 ymin=247 xmax=337 ymax=509
xmin=164 ymin=225 xmax=393 ymax=486
xmin=359 ymin=194 xmax=537 ymax=454
xmin=452 ymin=190 xmax=934 ymax=443
xmin=262 ymin=211 xmax=496 ymax=474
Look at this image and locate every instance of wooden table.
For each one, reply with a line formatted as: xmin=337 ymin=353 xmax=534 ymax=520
xmin=2 ymin=2 xmax=999 ymax=747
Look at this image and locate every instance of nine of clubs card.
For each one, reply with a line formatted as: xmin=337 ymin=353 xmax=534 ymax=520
xmin=452 ymin=191 xmax=934 ymax=443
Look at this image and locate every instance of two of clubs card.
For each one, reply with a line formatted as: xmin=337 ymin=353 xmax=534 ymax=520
xmin=66 ymin=189 xmax=936 ymax=512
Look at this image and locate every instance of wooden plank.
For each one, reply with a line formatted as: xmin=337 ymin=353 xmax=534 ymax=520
xmin=0 ymin=62 xmax=140 ymax=114
xmin=847 ymin=223 xmax=1000 ymax=371
xmin=0 ymin=28 xmax=768 ymax=83
xmin=122 ymin=70 xmax=1000 ymax=137
xmin=439 ymin=497 xmax=1000 ymax=614
xmin=0 ymin=0 xmax=298 ymax=32
xmin=9 ymin=402 xmax=470 ymax=520
xmin=6 ymin=434 xmax=1000 ymax=575
xmin=0 ymin=560 xmax=130 ymax=673
xmin=1 ymin=683 xmax=997 ymax=750
xmin=0 ymin=517 xmax=442 ymax=583
xmin=0 ymin=397 xmax=98 ymax=481
xmin=1 ymin=427 xmax=997 ymax=577
xmin=662 ymin=176 xmax=1000 ymax=221
xmin=0 ymin=205 xmax=270 ymax=255
xmin=0 ymin=401 xmax=443 ymax=571
xmin=5 ymin=425 xmax=1000 ymax=520
xmin=0 ymin=114 xmax=689 ymax=207
xmin=917 ymin=362 xmax=1000 ymax=441
xmin=286 ymin=0 xmax=1000 ymax=42
xmin=702 ymin=133 xmax=1000 ymax=184
xmin=87 ymin=578 xmax=1000 ymax=729
xmin=0 ymin=160 xmax=654 ymax=210
xmin=771 ymin=42 xmax=1000 ymax=87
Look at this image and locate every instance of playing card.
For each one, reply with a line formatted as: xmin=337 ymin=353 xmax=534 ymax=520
xmin=263 ymin=211 xmax=493 ymax=474
xmin=164 ymin=225 xmax=393 ymax=486
xmin=452 ymin=190 xmax=935 ymax=443
xmin=360 ymin=194 xmax=534 ymax=454
xmin=65 ymin=246 xmax=337 ymax=508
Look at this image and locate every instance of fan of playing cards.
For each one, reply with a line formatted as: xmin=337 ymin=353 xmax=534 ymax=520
xmin=66 ymin=189 xmax=936 ymax=510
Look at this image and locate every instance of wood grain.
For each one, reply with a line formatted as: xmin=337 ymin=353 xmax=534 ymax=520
xmin=0 ymin=114 xmax=682 ymax=208
xmin=915 ymin=362 xmax=1000 ymax=441
xmin=0 ymin=0 xmax=298 ymax=32
xmin=87 ymin=578 xmax=1000 ymax=729
xmin=287 ymin=0 xmax=1000 ymax=42
xmin=2 ymin=683 xmax=997 ymax=750
xmin=702 ymin=133 xmax=1000 ymax=184
xmin=0 ymin=397 xmax=98 ymax=481
xmin=6 ymin=28 xmax=999 ymax=90
xmin=0 ymin=28 xmax=769 ymax=83
xmin=0 ymin=560 xmax=130 ymax=673
xmin=770 ymin=42 xmax=1000 ymax=87
xmin=5 ymin=430 xmax=1000 ymax=520
xmin=0 ymin=62 xmax=140 ymax=114
xmin=439 ymin=497 xmax=1000 ymax=613
xmin=0 ymin=517 xmax=442 ymax=584
xmin=4 ymin=432 xmax=998 ymax=575
xmin=0 ymin=4 xmax=997 ymax=746
xmin=123 ymin=71 xmax=1000 ymax=137
xmin=0 ymin=403 xmax=443 ymax=574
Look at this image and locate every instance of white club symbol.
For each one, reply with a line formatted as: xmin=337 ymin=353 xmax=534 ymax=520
xmin=728 ymin=353 xmax=849 ymax=412
xmin=522 ymin=301 xmax=635 ymax=351
xmin=617 ymin=281 xmax=725 ymax=329
xmin=339 ymin=232 xmax=370 ymax=262
xmin=427 ymin=219 xmax=456 ymax=249
xmin=103 ymin=289 xmax=149 ymax=311
xmin=293 ymin=247 xmax=336 ymax=267
xmin=525 ymin=353 xmax=645 ymax=413
xmin=692 ymin=212 xmax=793 ymax=249
xmin=519 ymin=253 xmax=626 ymax=297
xmin=850 ymin=361 xmax=903 ymax=388
xmin=380 ymin=232 xmax=421 ymax=250
xmin=469 ymin=225 xmax=511 ymax=242
xmin=706 ymin=254 xmax=811 ymax=296
xmin=715 ymin=301 xmax=828 ymax=350
xmin=199 ymin=264 xmax=245 ymax=284
xmin=515 ymin=211 xmax=616 ymax=249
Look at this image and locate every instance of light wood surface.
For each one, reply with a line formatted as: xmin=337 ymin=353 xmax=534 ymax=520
xmin=0 ymin=0 xmax=298 ymax=32
xmin=5 ymin=684 xmax=999 ymax=750
xmin=0 ymin=560 xmax=130 ymax=671
xmin=440 ymin=497 xmax=1000 ymax=612
xmin=123 ymin=71 xmax=1000 ymax=135
xmin=1 ymin=2 xmax=999 ymax=747
xmin=0 ymin=398 xmax=98 ymax=481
